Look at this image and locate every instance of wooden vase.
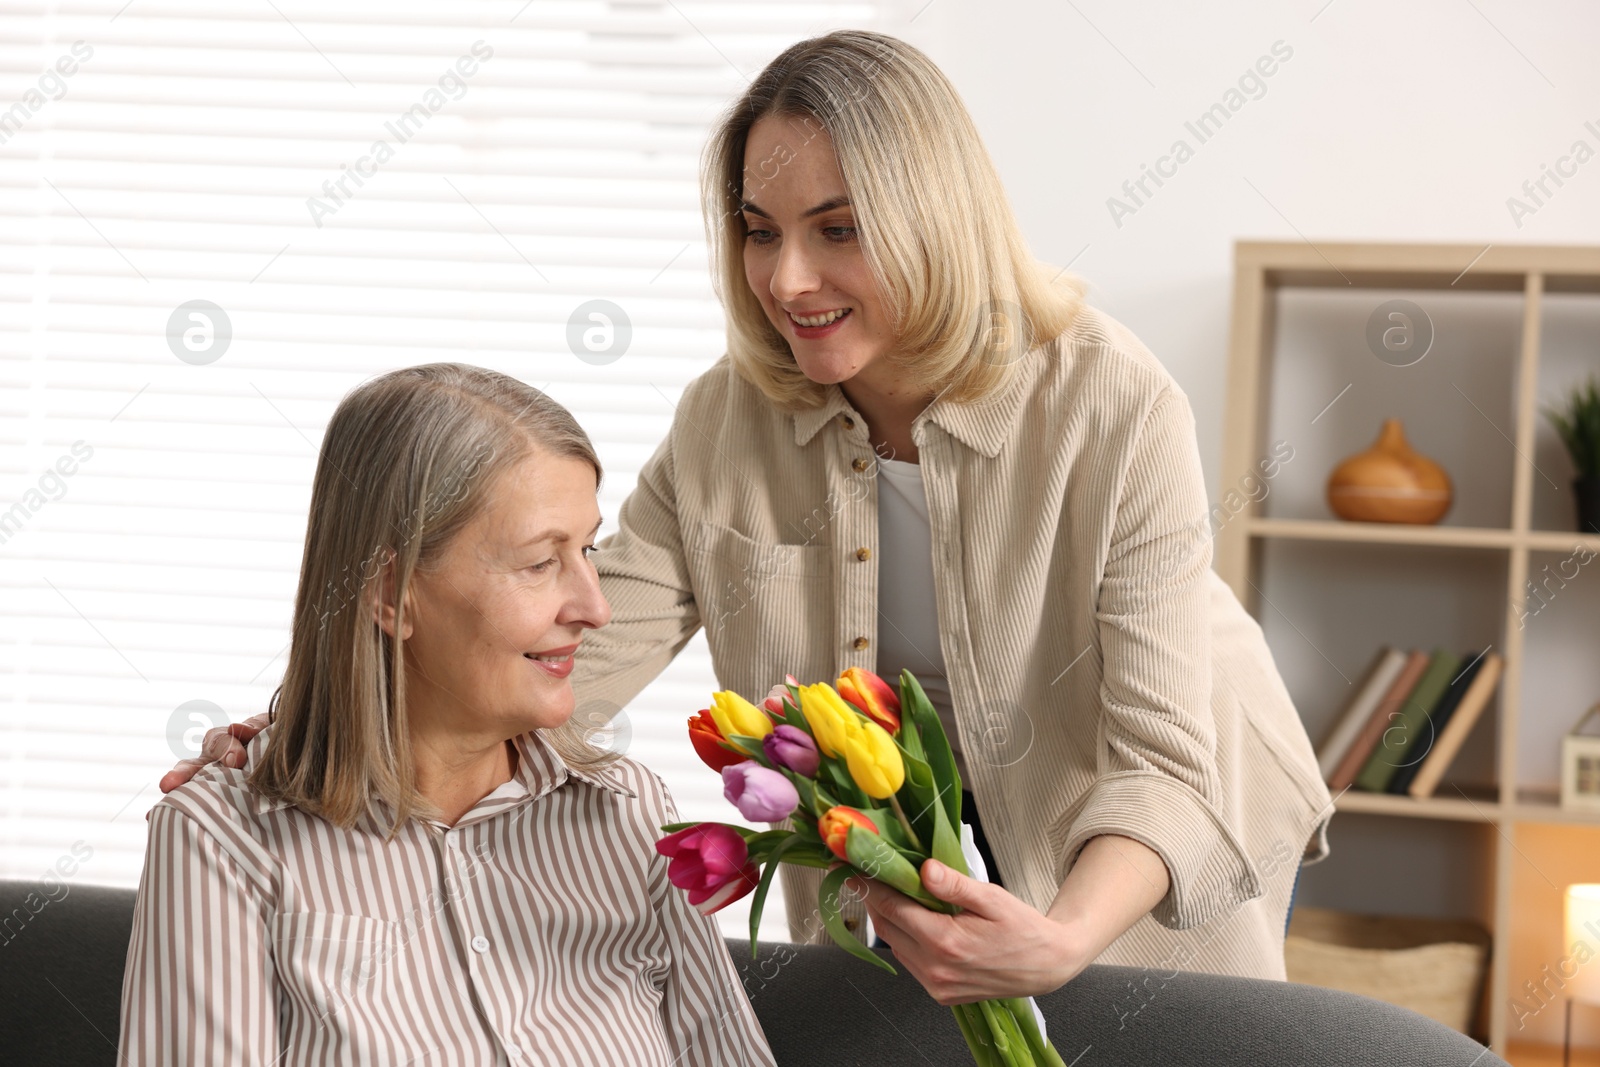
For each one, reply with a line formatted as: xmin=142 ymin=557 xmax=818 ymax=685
xmin=1327 ymin=418 xmax=1453 ymax=525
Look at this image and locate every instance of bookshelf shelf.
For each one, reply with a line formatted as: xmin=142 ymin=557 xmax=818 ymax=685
xmin=1511 ymin=789 xmax=1600 ymax=827
xmin=1333 ymin=788 xmax=1600 ymax=828
xmin=1333 ymin=786 xmax=1498 ymax=823
xmin=1248 ymin=517 xmax=1518 ymax=550
xmin=1218 ymin=240 xmax=1600 ymax=1056
xmin=1249 ymin=518 xmax=1600 ymax=553
xmin=1525 ymin=531 xmax=1600 ymax=553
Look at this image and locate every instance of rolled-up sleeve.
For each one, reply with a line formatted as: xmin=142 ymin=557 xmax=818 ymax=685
xmin=119 ymin=804 xmax=278 ymax=1065
xmin=1059 ymin=386 xmax=1261 ymax=930
xmin=643 ymin=777 xmax=777 ymax=1067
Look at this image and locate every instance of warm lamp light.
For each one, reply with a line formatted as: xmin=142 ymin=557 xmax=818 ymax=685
xmin=1562 ymin=884 xmax=1600 ymax=1067
xmin=1569 ymin=884 xmax=1600 ymax=1006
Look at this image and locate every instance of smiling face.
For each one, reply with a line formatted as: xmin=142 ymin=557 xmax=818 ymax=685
xmin=383 ymin=448 xmax=611 ymax=745
xmin=740 ymin=113 xmax=899 ymax=391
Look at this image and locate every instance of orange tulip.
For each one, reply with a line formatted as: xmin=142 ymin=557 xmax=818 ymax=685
xmin=818 ymin=806 xmax=878 ymax=861
xmin=837 ymin=666 xmax=901 ymax=734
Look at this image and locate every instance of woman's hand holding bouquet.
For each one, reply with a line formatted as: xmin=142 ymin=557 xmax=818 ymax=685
xmin=657 ymin=668 xmax=1068 ymax=1067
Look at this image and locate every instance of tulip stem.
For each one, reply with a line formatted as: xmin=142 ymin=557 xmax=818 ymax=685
xmin=888 ymin=794 xmax=923 ymax=853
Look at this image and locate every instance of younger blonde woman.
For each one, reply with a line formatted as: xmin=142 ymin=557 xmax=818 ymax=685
xmin=122 ymin=365 xmax=774 ymax=1065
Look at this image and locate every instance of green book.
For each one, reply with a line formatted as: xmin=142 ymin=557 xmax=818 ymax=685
xmin=1353 ymin=648 xmax=1463 ymax=793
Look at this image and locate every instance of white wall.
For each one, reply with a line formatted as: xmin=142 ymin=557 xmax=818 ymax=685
xmin=899 ymin=0 xmax=1600 ymax=489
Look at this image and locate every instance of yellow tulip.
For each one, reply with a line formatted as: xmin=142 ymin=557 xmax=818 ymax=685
xmin=708 ymin=690 xmax=773 ymax=741
xmin=839 ymin=718 xmax=905 ymax=799
xmin=798 ymin=682 xmax=856 ymax=758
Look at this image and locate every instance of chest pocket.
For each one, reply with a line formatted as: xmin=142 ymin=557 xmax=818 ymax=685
xmin=271 ymin=911 xmax=405 ymax=1028
xmin=686 ymin=520 xmax=833 ymax=693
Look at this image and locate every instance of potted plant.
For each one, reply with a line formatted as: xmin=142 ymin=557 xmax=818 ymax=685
xmin=1547 ymin=376 xmax=1600 ymax=534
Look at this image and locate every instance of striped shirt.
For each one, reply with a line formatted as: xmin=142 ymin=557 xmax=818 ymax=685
xmin=119 ymin=726 xmax=775 ymax=1066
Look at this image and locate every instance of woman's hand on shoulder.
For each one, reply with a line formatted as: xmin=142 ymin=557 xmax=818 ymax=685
xmin=157 ymin=714 xmax=269 ymax=795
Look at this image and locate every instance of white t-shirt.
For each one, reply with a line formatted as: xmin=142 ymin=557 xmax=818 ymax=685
xmin=874 ymin=456 xmax=969 ymax=785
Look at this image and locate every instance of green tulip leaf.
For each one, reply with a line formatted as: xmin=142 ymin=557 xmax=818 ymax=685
xmin=818 ymin=865 xmax=897 ymax=975
xmin=749 ymin=836 xmax=801 ymax=956
xmin=822 ymin=759 xmax=868 ymax=807
xmin=900 ymin=670 xmax=961 ymax=827
xmin=897 ymin=709 xmax=928 ymax=764
xmin=788 ymin=811 xmax=823 ymax=842
xmin=743 ymin=830 xmax=799 ymax=865
xmin=844 ymin=825 xmax=951 ymax=912
xmin=810 ymin=777 xmax=841 ymax=818
xmin=892 ymin=747 xmax=940 ymax=845
xmin=782 ymin=770 xmax=818 ymax=815
xmin=780 ymin=684 xmax=810 ymax=732
xmin=930 ymin=795 xmax=970 ymax=880
xmin=777 ymin=846 xmax=835 ymax=869
xmin=850 ymin=806 xmax=922 ymax=857
xmin=725 ymin=734 xmax=770 ymax=763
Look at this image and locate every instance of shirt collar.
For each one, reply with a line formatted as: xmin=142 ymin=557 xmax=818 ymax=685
xmin=791 ymin=388 xmax=854 ymax=448
xmin=789 ymin=341 xmax=1047 ymax=460
xmin=508 ymin=730 xmax=638 ymax=801
xmin=241 ymin=723 xmax=636 ymax=821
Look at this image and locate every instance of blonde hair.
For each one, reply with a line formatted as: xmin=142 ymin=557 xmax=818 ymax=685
xmin=702 ymin=29 xmax=1086 ymax=408
xmin=250 ymin=363 xmax=615 ymax=832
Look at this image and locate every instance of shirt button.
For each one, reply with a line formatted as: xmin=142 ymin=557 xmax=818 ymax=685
xmin=853 ymin=636 xmax=870 ymax=651
xmin=508 ymin=1048 xmax=524 ymax=1059
xmin=471 ymin=935 xmax=490 ymax=953
xmin=446 ymin=835 xmax=460 ymax=850
xmin=841 ymin=415 xmax=855 ymax=429
xmin=855 ymin=547 xmax=871 ymax=562
xmin=851 ymin=457 xmax=869 ymax=473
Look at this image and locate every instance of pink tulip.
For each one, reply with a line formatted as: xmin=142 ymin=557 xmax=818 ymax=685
xmin=763 ymin=675 xmax=801 ymax=717
xmin=762 ymin=725 xmax=820 ymax=777
xmin=655 ymin=824 xmax=761 ymax=914
xmin=722 ymin=760 xmax=801 ymax=821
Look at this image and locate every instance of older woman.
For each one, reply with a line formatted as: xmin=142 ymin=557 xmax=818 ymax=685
xmin=165 ymin=29 xmax=1331 ymax=1005
xmin=122 ymin=366 xmax=774 ymax=1064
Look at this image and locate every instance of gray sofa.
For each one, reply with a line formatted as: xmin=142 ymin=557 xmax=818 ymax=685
xmin=1 ymin=879 xmax=1506 ymax=1065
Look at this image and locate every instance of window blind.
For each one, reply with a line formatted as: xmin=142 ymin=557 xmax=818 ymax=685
xmin=0 ymin=0 xmax=889 ymax=944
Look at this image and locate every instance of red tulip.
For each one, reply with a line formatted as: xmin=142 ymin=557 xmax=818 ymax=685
xmin=655 ymin=823 xmax=761 ymax=914
xmin=688 ymin=709 xmax=746 ymax=773
xmin=817 ymin=806 xmax=879 ymax=861
xmin=837 ymin=667 xmax=901 ymax=734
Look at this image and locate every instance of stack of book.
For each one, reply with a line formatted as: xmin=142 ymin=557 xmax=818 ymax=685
xmin=1317 ymin=647 xmax=1504 ymax=798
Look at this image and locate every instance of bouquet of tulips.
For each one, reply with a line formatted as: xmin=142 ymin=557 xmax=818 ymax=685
xmin=656 ymin=667 xmax=1066 ymax=1067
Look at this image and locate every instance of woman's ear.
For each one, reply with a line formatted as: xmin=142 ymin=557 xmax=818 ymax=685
xmin=370 ymin=550 xmax=414 ymax=641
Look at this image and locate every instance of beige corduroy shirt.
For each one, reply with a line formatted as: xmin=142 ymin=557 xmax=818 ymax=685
xmin=572 ymin=303 xmax=1333 ymax=982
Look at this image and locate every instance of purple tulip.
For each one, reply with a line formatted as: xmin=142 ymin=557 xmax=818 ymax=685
xmin=722 ymin=760 xmax=801 ymax=821
xmin=762 ymin=725 xmax=820 ymax=777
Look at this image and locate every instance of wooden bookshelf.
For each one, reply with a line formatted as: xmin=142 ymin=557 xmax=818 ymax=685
xmin=1216 ymin=240 xmax=1600 ymax=1061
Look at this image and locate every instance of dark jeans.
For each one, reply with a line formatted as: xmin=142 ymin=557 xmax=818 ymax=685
xmin=1285 ymin=860 xmax=1303 ymax=937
